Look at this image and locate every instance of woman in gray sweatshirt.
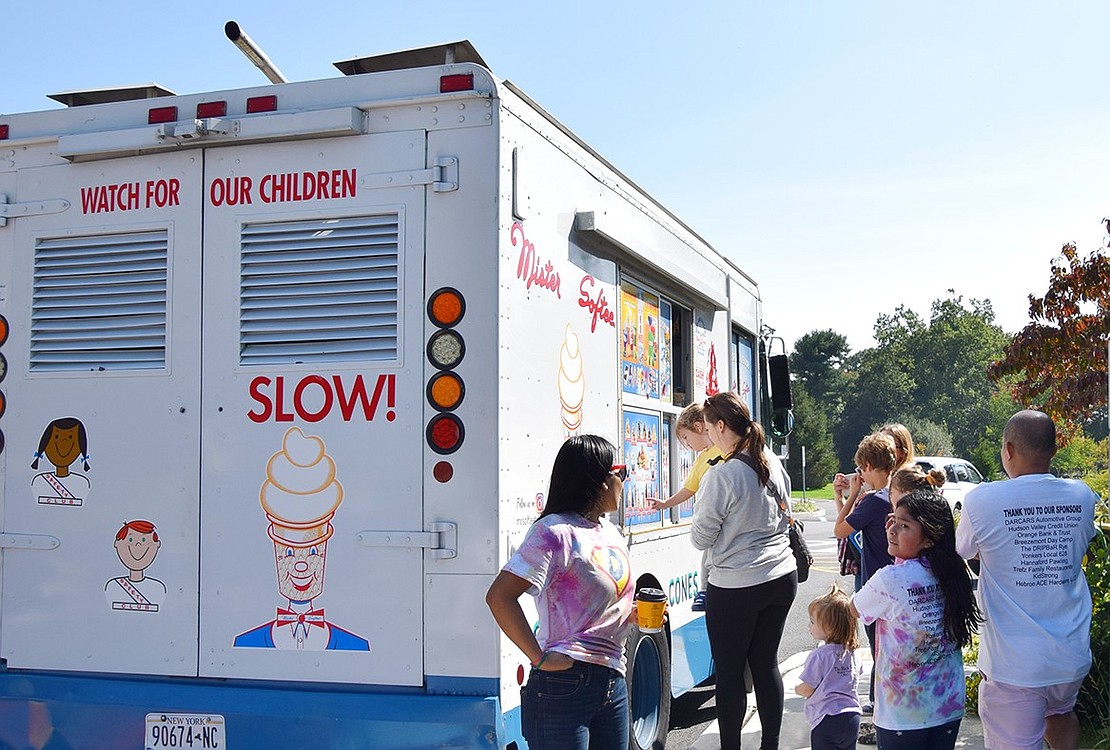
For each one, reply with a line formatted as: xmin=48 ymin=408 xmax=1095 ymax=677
xmin=693 ymin=391 xmax=797 ymax=750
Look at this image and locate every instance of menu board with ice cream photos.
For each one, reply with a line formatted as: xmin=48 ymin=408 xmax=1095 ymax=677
xmin=735 ymin=335 xmax=755 ymax=417
xmin=675 ymin=439 xmax=696 ymax=522
xmin=620 ymin=283 xmax=659 ymax=399
xmin=621 ymin=410 xmax=661 ymax=529
xmin=693 ymin=315 xmax=719 ymax=399
xmin=660 ymin=419 xmax=694 ymax=526
xmin=658 ymin=300 xmax=673 ymax=404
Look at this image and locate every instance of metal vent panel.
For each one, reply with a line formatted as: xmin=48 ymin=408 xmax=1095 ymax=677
xmin=239 ymin=215 xmax=400 ymax=366
xmin=32 ymin=230 xmax=169 ymax=371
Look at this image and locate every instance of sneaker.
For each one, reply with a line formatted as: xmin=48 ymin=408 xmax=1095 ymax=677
xmin=858 ymin=721 xmax=877 ymax=745
xmin=862 ymin=702 xmax=874 ymax=715
xmin=691 ymin=591 xmax=706 ymax=611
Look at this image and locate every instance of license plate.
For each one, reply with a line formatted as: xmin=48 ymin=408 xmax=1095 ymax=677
xmin=145 ymin=713 xmax=225 ymax=749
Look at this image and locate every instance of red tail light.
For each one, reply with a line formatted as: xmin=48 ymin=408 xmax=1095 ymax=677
xmin=427 ymin=414 xmax=464 ymax=454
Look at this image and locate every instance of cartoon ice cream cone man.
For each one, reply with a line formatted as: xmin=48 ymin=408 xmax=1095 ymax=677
xmin=234 ymin=428 xmax=369 ymax=651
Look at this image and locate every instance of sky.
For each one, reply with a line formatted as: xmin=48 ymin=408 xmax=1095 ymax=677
xmin=4 ymin=1 xmax=1109 ymax=353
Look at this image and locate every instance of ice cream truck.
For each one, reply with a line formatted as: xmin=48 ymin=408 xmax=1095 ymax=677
xmin=0 ymin=38 xmax=790 ymax=749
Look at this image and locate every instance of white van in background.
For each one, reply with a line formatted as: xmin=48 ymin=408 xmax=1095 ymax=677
xmin=915 ymin=456 xmax=987 ymax=512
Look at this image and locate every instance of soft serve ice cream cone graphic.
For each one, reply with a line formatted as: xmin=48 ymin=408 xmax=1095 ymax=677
xmin=260 ymin=427 xmax=343 ymax=601
xmin=262 ymin=428 xmax=342 ymax=542
xmin=558 ymin=324 xmax=585 ymax=434
xmin=235 ymin=427 xmax=369 ymax=650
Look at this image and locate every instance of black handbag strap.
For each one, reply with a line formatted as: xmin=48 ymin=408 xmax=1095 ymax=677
xmin=727 ymin=451 xmax=796 ymax=526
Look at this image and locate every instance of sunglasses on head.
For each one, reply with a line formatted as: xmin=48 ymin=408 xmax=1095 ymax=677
xmin=610 ymin=465 xmax=629 ymax=482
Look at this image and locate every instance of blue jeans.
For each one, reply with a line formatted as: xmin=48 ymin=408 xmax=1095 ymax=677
xmin=520 ymin=659 xmax=629 ymax=750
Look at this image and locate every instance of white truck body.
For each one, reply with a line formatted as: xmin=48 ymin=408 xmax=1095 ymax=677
xmin=0 ymin=42 xmax=768 ymax=749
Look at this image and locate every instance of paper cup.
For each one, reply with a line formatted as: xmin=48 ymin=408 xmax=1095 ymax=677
xmin=635 ymin=587 xmax=667 ymax=633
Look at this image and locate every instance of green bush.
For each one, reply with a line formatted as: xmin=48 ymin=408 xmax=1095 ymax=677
xmin=964 ymin=635 xmax=981 ymax=714
xmin=1085 ymin=471 xmax=1108 ymax=506
xmin=792 ymin=499 xmax=819 ymax=513
xmin=1078 ymin=522 xmax=1109 ymax=739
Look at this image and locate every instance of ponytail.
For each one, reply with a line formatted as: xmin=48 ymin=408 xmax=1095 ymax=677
xmin=745 ymin=420 xmax=770 ymax=486
xmin=704 ymin=391 xmax=769 ymax=486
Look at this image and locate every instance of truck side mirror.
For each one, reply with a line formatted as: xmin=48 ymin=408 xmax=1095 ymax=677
xmin=768 ymin=355 xmax=793 ymax=437
xmin=771 ymin=409 xmax=794 ymax=438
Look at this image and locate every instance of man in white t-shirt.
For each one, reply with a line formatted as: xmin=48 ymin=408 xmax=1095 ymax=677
xmin=956 ymin=410 xmax=1098 ymax=750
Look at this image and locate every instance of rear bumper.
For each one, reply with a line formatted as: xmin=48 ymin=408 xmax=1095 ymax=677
xmin=0 ymin=670 xmax=505 ymax=749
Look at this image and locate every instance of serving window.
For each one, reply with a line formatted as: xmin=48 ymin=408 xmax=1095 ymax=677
xmin=619 ymin=276 xmax=699 ymax=530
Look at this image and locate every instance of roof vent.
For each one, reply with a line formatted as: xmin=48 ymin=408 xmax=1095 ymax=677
xmin=333 ymin=40 xmax=486 ymax=76
xmin=47 ymin=84 xmax=177 ymax=108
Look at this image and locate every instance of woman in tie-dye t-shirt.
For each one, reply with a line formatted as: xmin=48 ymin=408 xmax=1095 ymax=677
xmin=852 ymin=487 xmax=981 ymax=750
xmin=486 ymin=435 xmax=636 ymax=750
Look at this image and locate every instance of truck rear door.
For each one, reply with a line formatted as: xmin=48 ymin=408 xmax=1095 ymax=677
xmin=0 ymin=151 xmax=203 ymax=676
xmin=197 ymin=131 xmax=428 ymax=686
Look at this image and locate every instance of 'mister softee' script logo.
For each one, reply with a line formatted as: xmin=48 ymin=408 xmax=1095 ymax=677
xmin=511 ymin=222 xmax=561 ymax=298
xmin=578 ymin=275 xmax=615 ymax=332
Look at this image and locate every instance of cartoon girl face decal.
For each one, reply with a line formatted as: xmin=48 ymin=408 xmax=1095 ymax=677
xmin=32 ymin=417 xmax=90 ymax=477
xmin=31 ymin=417 xmax=91 ymax=506
xmin=45 ymin=425 xmax=81 ymax=472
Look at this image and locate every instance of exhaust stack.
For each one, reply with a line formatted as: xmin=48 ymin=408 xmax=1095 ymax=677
xmin=225 ymin=21 xmax=289 ymax=84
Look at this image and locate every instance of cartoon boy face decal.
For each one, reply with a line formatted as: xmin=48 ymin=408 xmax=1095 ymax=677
xmin=105 ymin=520 xmax=166 ymax=612
xmin=115 ymin=522 xmax=161 ymax=576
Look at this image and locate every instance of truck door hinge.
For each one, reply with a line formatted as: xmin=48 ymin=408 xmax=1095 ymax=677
xmin=431 ymin=156 xmax=459 ymax=192
xmin=0 ymin=533 xmax=61 ymax=550
xmin=358 ymin=156 xmax=459 ymax=193
xmin=354 ymin=521 xmax=457 ymax=559
xmin=0 ymin=195 xmax=71 ymax=227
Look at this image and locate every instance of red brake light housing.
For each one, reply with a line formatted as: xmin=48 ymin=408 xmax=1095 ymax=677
xmin=197 ymin=101 xmax=228 ymax=118
xmin=148 ymin=106 xmax=178 ymax=125
xmin=246 ymin=95 xmax=278 ymax=113
xmin=440 ymin=74 xmax=474 ymax=93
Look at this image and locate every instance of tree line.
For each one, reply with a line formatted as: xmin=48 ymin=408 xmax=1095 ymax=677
xmin=785 ymin=224 xmax=1109 ymax=493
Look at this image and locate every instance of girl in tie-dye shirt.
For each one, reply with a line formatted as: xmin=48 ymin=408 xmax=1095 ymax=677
xmin=486 ymin=435 xmax=635 ymax=750
xmin=852 ymin=485 xmax=981 ymax=749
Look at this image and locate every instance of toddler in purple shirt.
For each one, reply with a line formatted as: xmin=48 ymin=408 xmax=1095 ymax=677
xmin=796 ymin=585 xmax=863 ymax=750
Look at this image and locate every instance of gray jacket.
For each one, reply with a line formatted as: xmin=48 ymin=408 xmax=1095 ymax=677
xmin=690 ymin=448 xmax=795 ymax=589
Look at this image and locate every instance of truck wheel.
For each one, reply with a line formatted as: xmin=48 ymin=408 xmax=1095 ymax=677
xmin=625 ymin=624 xmax=670 ymax=750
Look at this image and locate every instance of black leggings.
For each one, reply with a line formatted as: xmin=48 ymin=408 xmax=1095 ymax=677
xmin=705 ymin=572 xmax=798 ymax=750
